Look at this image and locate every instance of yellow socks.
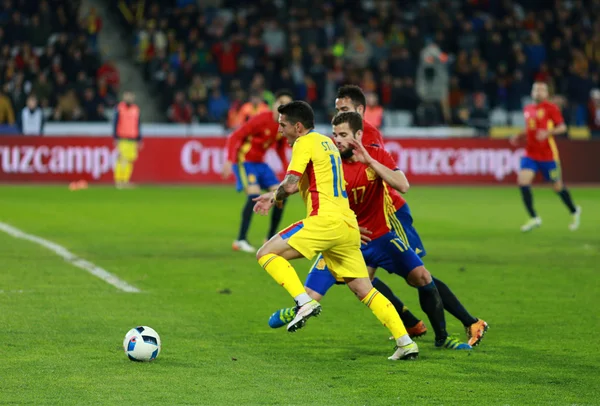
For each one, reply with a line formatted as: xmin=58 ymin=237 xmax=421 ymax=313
xmin=258 ymin=253 xmax=307 ymax=300
xmin=123 ymin=161 xmax=134 ymax=183
xmin=114 ymin=160 xmax=125 ymax=183
xmin=362 ymin=288 xmax=408 ymax=340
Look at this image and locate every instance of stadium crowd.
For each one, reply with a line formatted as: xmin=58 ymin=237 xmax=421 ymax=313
xmin=113 ymin=0 xmax=600 ymax=131
xmin=2 ymin=0 xmax=600 ymax=134
xmin=0 ymin=0 xmax=118 ymax=128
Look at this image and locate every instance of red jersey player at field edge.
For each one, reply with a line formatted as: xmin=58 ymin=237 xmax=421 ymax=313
xmin=221 ymin=90 xmax=293 ymax=253
xmin=334 ymin=85 xmax=426 ymax=257
xmin=510 ymin=82 xmax=581 ymax=232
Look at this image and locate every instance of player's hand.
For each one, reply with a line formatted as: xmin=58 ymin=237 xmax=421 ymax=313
xmin=252 ymin=193 xmax=274 ymax=216
xmin=221 ymin=161 xmax=233 ymax=179
xmin=359 ymin=227 xmax=372 ymax=245
xmin=348 ymin=139 xmax=373 ymax=165
xmin=536 ymin=130 xmax=549 ymax=141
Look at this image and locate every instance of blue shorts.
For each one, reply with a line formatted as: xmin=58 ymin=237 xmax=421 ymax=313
xmin=389 ymin=204 xmax=426 ymax=258
xmin=233 ymin=162 xmax=280 ymax=192
xmin=305 ymin=231 xmax=424 ymax=296
xmin=520 ymin=157 xmax=561 ymax=182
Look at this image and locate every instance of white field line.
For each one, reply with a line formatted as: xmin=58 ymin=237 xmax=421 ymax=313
xmin=0 ymin=221 xmax=140 ymax=293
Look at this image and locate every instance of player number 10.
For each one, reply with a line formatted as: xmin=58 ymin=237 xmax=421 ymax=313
xmin=329 ymin=154 xmax=347 ymax=198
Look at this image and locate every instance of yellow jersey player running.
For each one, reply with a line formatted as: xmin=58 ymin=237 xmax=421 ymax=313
xmin=253 ymin=101 xmax=418 ymax=360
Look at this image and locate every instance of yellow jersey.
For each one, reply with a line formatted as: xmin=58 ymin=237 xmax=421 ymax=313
xmin=286 ymin=131 xmax=357 ymax=226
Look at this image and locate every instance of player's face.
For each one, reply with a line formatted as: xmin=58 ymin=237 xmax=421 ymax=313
xmin=335 ymin=97 xmax=364 ymax=116
xmin=272 ymin=96 xmax=292 ymax=120
xmin=531 ymin=83 xmax=548 ymax=102
xmin=278 ymin=114 xmax=300 ymax=146
xmin=332 ymin=122 xmax=360 ymax=159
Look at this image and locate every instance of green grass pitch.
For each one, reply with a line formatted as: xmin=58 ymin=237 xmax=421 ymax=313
xmin=0 ymin=185 xmax=599 ymax=405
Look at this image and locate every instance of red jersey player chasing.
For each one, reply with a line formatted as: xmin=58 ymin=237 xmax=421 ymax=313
xmin=510 ymin=82 xmax=581 ymax=232
xmin=222 ymin=90 xmax=293 ymax=252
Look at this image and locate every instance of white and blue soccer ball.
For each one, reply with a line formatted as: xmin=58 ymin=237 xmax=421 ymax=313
xmin=123 ymin=326 xmax=161 ymax=362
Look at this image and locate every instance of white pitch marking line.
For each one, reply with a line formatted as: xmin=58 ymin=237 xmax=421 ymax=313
xmin=0 ymin=221 xmax=141 ymax=293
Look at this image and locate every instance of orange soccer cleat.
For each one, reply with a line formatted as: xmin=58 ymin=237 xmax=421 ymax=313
xmin=466 ymin=319 xmax=489 ymax=347
xmin=407 ymin=321 xmax=428 ymax=339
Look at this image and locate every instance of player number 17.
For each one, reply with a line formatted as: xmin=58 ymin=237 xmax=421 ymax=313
xmin=351 ymin=186 xmax=366 ymax=205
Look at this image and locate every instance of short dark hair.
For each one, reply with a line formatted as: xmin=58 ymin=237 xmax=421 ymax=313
xmin=277 ymin=101 xmax=315 ymax=130
xmin=336 ymin=85 xmax=366 ymax=110
xmin=331 ymin=111 xmax=363 ymax=134
xmin=274 ymin=89 xmax=294 ymax=100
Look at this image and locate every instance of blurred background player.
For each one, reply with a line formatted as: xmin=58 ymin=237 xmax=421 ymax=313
xmin=253 ymin=101 xmax=419 ymax=360
xmin=222 ymin=90 xmax=293 ymax=253
xmin=113 ymin=91 xmax=141 ymax=189
xmin=511 ymin=82 xmax=581 ymax=232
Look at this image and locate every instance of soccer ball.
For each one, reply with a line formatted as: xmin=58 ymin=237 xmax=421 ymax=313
xmin=123 ymin=326 xmax=161 ymax=362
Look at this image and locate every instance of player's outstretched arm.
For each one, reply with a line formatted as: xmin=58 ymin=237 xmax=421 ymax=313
xmin=349 ymin=139 xmax=410 ymax=193
xmin=253 ymin=174 xmax=300 ymax=215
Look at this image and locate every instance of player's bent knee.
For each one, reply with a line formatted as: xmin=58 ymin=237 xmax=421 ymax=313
xmin=407 ymin=266 xmax=432 ymax=287
xmin=345 ymin=277 xmax=373 ymax=300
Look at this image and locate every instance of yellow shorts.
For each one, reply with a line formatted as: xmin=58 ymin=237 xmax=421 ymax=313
xmin=280 ymin=216 xmax=368 ymax=279
xmin=118 ymin=140 xmax=139 ymax=161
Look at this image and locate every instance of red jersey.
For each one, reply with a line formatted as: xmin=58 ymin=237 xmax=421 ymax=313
xmin=362 ymin=119 xmax=385 ymax=147
xmin=225 ymin=111 xmax=287 ymax=165
xmin=523 ymin=101 xmax=564 ymax=161
xmin=342 ymin=146 xmax=399 ymax=240
xmin=362 ymin=118 xmax=406 ymax=211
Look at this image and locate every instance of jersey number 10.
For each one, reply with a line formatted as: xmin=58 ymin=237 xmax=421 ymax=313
xmin=329 ymin=155 xmax=347 ymax=198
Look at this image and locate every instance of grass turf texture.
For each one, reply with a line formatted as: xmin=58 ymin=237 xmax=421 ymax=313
xmin=0 ymin=185 xmax=599 ymax=405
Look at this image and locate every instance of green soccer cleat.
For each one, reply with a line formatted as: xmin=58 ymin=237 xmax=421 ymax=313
xmin=435 ymin=336 xmax=472 ymax=350
xmin=268 ymin=307 xmax=297 ymax=329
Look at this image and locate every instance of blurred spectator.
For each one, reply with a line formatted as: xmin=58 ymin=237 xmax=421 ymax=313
xmin=53 ymin=89 xmax=83 ymax=121
xmin=416 ymin=40 xmax=449 ymax=124
xmin=20 ymin=95 xmax=44 ymax=135
xmin=0 ymin=84 xmax=15 ymax=124
xmin=588 ymin=89 xmax=600 ymax=137
xmin=82 ymin=7 xmax=102 ymax=51
xmin=97 ymin=60 xmax=120 ymax=89
xmin=168 ymin=91 xmax=193 ymax=124
xmin=364 ymin=92 xmax=383 ymax=129
xmin=207 ymin=88 xmax=230 ymax=123
xmin=469 ymin=93 xmax=490 ymax=136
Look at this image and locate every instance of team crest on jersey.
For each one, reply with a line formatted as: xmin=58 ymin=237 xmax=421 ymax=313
xmin=265 ymin=129 xmax=271 ymax=136
xmin=366 ymin=167 xmax=377 ymax=181
xmin=315 ymin=258 xmax=327 ymax=270
xmin=537 ymin=109 xmax=545 ymax=118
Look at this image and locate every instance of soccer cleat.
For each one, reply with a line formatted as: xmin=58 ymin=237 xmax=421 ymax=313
xmin=232 ymin=240 xmax=256 ymax=253
xmin=466 ymin=319 xmax=489 ymax=347
xmin=407 ymin=321 xmax=428 ymax=338
xmin=286 ymin=300 xmax=321 ymax=332
xmin=435 ymin=336 xmax=472 ymax=350
xmin=268 ymin=307 xmax=296 ymax=328
xmin=520 ymin=217 xmax=542 ymax=232
xmin=389 ymin=320 xmax=428 ymax=340
xmin=568 ymin=206 xmax=582 ymax=231
xmin=388 ymin=341 xmax=419 ymax=360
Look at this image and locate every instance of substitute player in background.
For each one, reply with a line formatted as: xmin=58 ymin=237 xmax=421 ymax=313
xmin=222 ymin=90 xmax=293 ymax=253
xmin=113 ymin=91 xmax=141 ymax=189
xmin=253 ymin=101 xmax=419 ymax=360
xmin=511 ymin=82 xmax=581 ymax=232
